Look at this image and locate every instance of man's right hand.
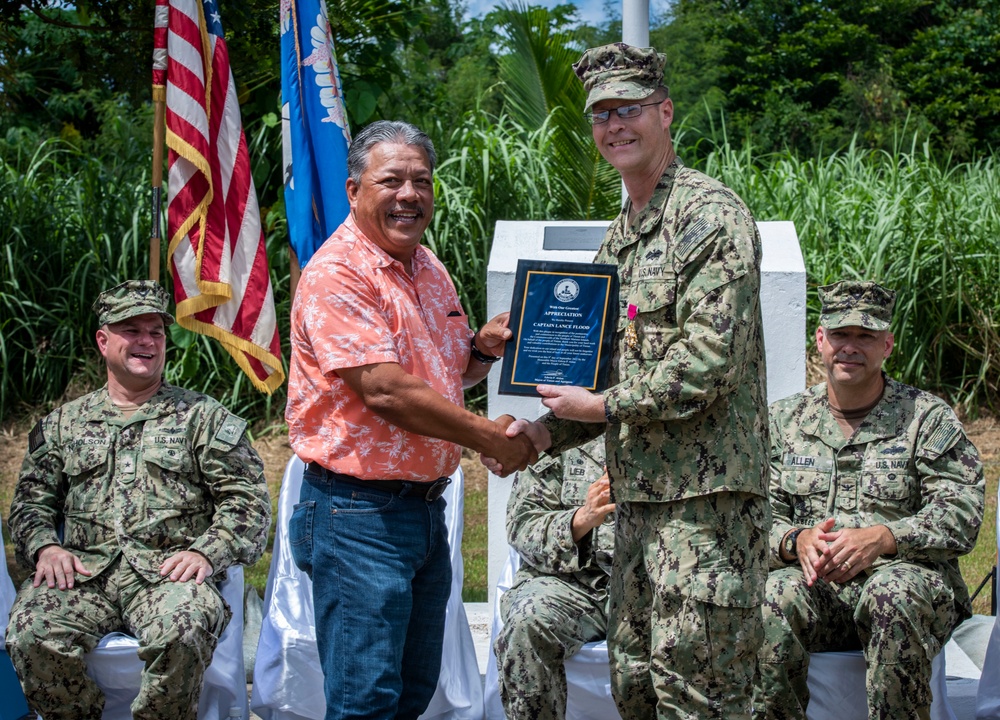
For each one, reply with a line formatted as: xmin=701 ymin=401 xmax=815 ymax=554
xmin=34 ymin=544 xmax=91 ymax=590
xmin=483 ymin=415 xmax=540 ymax=477
xmin=786 ymin=518 xmax=837 ymax=586
xmin=571 ymin=473 xmax=616 ymax=542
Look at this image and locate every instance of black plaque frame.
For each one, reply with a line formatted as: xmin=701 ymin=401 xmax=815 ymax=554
xmin=499 ymin=259 xmax=619 ymax=396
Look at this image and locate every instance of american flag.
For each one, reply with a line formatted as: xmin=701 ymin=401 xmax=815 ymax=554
xmin=153 ymin=0 xmax=285 ymax=393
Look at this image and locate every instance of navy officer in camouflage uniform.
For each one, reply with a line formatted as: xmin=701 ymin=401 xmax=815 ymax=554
xmin=495 ymin=436 xmax=615 ymax=720
xmin=754 ymin=281 xmax=984 ymax=720
xmin=5 ymin=280 xmax=271 ymax=720
xmin=488 ymin=43 xmax=770 ymax=719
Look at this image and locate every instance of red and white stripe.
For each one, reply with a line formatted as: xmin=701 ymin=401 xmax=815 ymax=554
xmin=157 ymin=0 xmax=284 ymax=393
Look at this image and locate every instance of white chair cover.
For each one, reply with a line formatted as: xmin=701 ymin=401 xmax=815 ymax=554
xmin=484 ymin=547 xmax=621 ymax=720
xmin=486 ymin=546 xmax=955 ymax=720
xmin=251 ymin=456 xmax=484 ymax=720
xmin=82 ymin=564 xmax=249 ymax=720
xmin=807 ymin=648 xmax=952 ymax=720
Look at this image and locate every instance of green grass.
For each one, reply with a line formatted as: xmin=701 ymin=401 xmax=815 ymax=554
xmin=962 ymin=460 xmax=999 ymax=616
xmin=461 ymin=478 xmax=489 ymax=603
xmin=702 ymin=136 xmax=1000 ymax=415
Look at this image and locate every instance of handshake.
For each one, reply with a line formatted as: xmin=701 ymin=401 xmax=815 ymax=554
xmin=479 ymin=414 xmax=552 ymax=477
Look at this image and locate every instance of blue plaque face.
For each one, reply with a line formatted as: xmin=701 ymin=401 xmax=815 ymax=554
xmin=499 ymin=260 xmax=619 ymax=396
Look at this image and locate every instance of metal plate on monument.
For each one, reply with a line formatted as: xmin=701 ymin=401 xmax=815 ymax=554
xmin=541 ymin=225 xmax=606 ymax=251
xmin=499 ymin=259 xmax=619 ymax=396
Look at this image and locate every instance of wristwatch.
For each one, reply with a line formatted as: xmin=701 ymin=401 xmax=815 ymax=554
xmin=782 ymin=528 xmax=803 ymax=559
xmin=470 ymin=335 xmax=501 ymax=364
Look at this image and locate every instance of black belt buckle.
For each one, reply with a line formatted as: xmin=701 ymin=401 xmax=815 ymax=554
xmin=423 ymin=476 xmax=451 ymax=502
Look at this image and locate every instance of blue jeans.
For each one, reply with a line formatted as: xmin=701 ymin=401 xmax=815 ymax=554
xmin=290 ymin=468 xmax=452 ymax=720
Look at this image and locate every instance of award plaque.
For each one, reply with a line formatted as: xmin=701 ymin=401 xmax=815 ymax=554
xmin=499 ymin=259 xmax=619 ymax=396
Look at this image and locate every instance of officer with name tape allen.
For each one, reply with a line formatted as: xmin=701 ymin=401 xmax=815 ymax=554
xmin=754 ymin=280 xmax=984 ymax=719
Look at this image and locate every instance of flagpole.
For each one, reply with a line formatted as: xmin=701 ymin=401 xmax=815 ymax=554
xmin=152 ymin=0 xmax=169 ymax=283
xmin=289 ymin=246 xmax=301 ymax=299
xmin=150 ymin=94 xmax=165 ymax=283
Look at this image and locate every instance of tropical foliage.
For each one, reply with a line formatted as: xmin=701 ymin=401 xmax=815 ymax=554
xmin=702 ymin=133 xmax=1000 ymax=412
xmin=1 ymin=1 xmax=998 ymax=424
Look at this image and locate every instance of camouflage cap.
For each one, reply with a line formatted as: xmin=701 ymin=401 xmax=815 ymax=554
xmin=818 ymin=280 xmax=896 ymax=331
xmin=573 ymin=42 xmax=667 ymax=112
xmin=93 ymin=279 xmax=174 ymax=327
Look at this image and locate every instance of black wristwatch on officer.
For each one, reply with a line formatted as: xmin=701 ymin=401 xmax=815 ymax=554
xmin=782 ymin=528 xmax=803 ymax=560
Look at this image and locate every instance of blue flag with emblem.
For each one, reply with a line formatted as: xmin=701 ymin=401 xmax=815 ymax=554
xmin=280 ymin=0 xmax=351 ymax=269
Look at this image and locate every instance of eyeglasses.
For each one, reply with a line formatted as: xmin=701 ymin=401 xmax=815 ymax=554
xmin=585 ymin=99 xmax=666 ymax=126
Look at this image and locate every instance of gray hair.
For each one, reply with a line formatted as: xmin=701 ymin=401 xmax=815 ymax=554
xmin=347 ymin=120 xmax=437 ymax=183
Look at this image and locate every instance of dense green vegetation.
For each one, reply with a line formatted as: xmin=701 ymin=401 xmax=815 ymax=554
xmin=1 ymin=0 xmax=998 ymax=424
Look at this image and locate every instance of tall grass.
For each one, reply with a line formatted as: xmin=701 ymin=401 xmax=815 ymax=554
xmin=2 ymin=105 xmax=998 ymax=422
xmin=0 ymin=110 xmax=294 ymax=424
xmin=700 ymin=135 xmax=1000 ymax=413
xmin=427 ymin=112 xmax=564 ymax=330
xmin=0 ymin=137 xmax=150 ymax=418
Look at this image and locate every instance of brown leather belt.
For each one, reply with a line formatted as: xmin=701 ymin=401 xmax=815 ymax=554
xmin=305 ymin=463 xmax=451 ymax=502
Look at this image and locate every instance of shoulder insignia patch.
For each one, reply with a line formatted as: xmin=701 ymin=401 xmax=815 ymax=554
xmin=29 ymin=420 xmax=46 ymax=454
xmin=925 ymin=424 xmax=958 ymax=457
xmin=675 ymin=217 xmax=717 ymax=261
xmin=215 ymin=414 xmax=247 ymax=447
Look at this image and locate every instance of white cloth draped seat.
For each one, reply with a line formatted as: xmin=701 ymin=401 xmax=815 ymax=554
xmin=3 ymin=525 xmax=244 ymax=719
xmin=251 ymin=456 xmax=484 ymax=720
xmin=484 ymin=546 xmax=622 ymax=720
xmin=807 ymin=648 xmax=952 ymax=720
xmin=82 ymin=564 xmax=249 ymax=720
xmin=486 ymin=546 xmax=955 ymax=720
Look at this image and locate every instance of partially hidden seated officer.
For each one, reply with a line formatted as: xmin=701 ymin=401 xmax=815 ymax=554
xmin=495 ymin=436 xmax=615 ymax=720
xmin=5 ymin=280 xmax=271 ymax=720
xmin=753 ymin=280 xmax=984 ymax=720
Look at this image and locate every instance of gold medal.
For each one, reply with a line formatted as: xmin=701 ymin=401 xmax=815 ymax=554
xmin=625 ymin=303 xmax=638 ymax=349
xmin=625 ymin=322 xmax=638 ymax=349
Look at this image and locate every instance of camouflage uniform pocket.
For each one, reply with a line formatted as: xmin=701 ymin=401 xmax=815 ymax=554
xmin=860 ymin=471 xmax=917 ymax=520
xmin=63 ymin=441 xmax=110 ymax=512
xmin=143 ymin=446 xmax=202 ymax=509
xmin=781 ymin=470 xmax=831 ymax=525
xmin=629 ymin=274 xmax=677 ymax=359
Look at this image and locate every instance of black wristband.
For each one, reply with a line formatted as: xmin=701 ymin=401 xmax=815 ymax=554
xmin=470 ymin=335 xmax=501 ymax=364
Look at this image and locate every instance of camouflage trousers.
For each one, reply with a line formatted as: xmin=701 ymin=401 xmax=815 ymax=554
xmin=495 ymin=574 xmax=609 ymax=720
xmin=5 ymin=554 xmax=229 ymax=720
xmin=609 ymin=492 xmax=768 ymax=720
xmin=753 ymin=561 xmax=958 ymax=720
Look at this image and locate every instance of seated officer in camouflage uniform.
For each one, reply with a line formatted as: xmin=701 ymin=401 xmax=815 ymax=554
xmin=754 ymin=280 xmax=984 ymax=720
xmin=494 ymin=436 xmax=615 ymax=720
xmin=5 ymin=280 xmax=271 ymax=720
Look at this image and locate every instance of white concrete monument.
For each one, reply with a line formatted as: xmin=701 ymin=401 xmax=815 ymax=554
xmin=484 ymin=219 xmax=806 ymax=604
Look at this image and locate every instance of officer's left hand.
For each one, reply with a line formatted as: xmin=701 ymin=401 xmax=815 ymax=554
xmin=537 ymin=385 xmax=606 ymax=423
xmin=814 ymin=524 xmax=897 ymax=584
xmin=160 ymin=550 xmax=214 ymax=584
